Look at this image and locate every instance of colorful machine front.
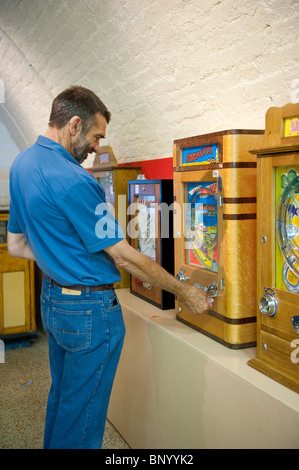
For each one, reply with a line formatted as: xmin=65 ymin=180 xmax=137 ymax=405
xmin=173 ymin=129 xmax=264 ymax=348
xmin=128 ymin=179 xmax=174 ymax=309
xmin=248 ymin=103 xmax=299 ymax=393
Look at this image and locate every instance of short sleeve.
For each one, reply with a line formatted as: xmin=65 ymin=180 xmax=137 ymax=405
xmin=7 ymin=203 xmax=22 ymax=234
xmin=57 ymin=179 xmax=125 ymax=253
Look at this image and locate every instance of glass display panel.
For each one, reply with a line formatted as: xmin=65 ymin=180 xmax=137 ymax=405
xmin=99 ymin=152 xmax=109 ymax=163
xmin=184 ymin=181 xmax=218 ymax=272
xmin=0 ymin=220 xmax=7 ymax=244
xmin=276 ymin=166 xmax=299 ymax=292
xmin=96 ymin=172 xmax=114 ymax=205
xmin=135 ymin=195 xmax=156 ymax=261
xmin=283 ymin=116 xmax=299 ymax=137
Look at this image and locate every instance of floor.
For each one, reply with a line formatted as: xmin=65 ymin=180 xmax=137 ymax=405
xmin=0 ymin=332 xmax=130 ymax=449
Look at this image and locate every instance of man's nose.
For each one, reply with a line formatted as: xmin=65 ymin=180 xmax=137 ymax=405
xmin=91 ymin=141 xmax=101 ymax=154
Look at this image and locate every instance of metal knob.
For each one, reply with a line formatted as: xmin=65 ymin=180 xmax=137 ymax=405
xmin=291 ymin=316 xmax=299 ymax=334
xmin=142 ymin=282 xmax=152 ymax=290
xmin=176 ymin=268 xmax=190 ymax=283
xmin=194 ymin=281 xmax=218 ymax=298
xmin=259 ymin=287 xmax=277 ymax=317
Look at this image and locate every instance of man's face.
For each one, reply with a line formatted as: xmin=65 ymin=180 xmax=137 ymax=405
xmin=72 ymin=112 xmax=107 ymax=164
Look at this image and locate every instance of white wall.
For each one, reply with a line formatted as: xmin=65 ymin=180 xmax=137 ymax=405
xmin=0 ymin=0 xmax=298 ymax=164
xmin=0 ymin=104 xmax=28 ymax=206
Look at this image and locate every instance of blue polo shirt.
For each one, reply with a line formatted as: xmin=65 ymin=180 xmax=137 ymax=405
xmin=8 ymin=136 xmax=125 ymax=286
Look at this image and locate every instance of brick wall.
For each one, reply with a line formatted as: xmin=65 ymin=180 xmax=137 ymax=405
xmin=0 ymin=0 xmax=298 ymax=165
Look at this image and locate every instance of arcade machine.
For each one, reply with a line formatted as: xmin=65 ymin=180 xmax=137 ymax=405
xmin=128 ymin=179 xmax=174 ymax=309
xmin=248 ymin=103 xmax=299 ymax=393
xmin=173 ymin=129 xmax=264 ymax=348
xmin=0 ymin=211 xmax=36 ymax=342
xmin=88 ymin=146 xmax=140 ymax=288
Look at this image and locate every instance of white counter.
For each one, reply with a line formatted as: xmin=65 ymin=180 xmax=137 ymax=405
xmin=107 ymin=289 xmax=299 ymax=449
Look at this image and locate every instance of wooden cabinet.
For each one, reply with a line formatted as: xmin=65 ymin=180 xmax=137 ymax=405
xmin=0 ymin=212 xmax=36 ymax=341
xmin=248 ymin=104 xmax=299 ymax=393
xmin=173 ymin=129 xmax=264 ymax=348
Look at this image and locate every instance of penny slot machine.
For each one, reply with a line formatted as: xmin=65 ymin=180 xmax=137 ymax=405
xmin=0 ymin=211 xmax=36 ymax=340
xmin=248 ymin=103 xmax=299 ymax=393
xmin=128 ymin=179 xmax=174 ymax=309
xmin=173 ymin=129 xmax=264 ymax=348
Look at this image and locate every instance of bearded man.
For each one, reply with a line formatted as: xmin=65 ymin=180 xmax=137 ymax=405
xmin=7 ymin=86 xmax=213 ymax=449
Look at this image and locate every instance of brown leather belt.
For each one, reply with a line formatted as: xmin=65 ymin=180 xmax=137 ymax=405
xmin=45 ymin=276 xmax=114 ymax=292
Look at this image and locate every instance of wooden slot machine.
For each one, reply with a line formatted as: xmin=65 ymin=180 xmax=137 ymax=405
xmin=87 ymin=146 xmax=140 ymax=288
xmin=248 ymin=103 xmax=299 ymax=393
xmin=173 ymin=129 xmax=264 ymax=348
xmin=0 ymin=211 xmax=36 ymax=342
xmin=128 ymin=179 xmax=174 ymax=309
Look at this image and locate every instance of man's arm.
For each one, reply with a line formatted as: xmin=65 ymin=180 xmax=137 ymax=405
xmin=104 ymin=239 xmax=213 ymax=315
xmin=7 ymin=231 xmax=35 ymax=261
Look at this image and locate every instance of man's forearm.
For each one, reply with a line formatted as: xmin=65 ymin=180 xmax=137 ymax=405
xmin=105 ymin=239 xmax=213 ymax=314
xmin=7 ymin=231 xmax=35 ymax=261
xmin=117 ymin=246 xmax=188 ymax=300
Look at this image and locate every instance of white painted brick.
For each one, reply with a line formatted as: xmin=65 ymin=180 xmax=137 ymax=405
xmin=0 ymin=0 xmax=298 ymax=161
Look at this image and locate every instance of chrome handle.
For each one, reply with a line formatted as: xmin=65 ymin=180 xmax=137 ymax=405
xmin=259 ymin=287 xmax=277 ymax=317
xmin=194 ymin=281 xmax=218 ymax=298
xmin=176 ymin=268 xmax=190 ymax=283
xmin=142 ymin=282 xmax=152 ymax=290
xmin=176 ymin=267 xmax=218 ymax=297
xmin=291 ymin=316 xmax=299 ymax=334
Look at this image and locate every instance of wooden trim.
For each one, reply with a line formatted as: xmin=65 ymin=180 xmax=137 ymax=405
xmin=173 ymin=129 xmax=264 ymax=146
xmin=174 ymin=161 xmax=258 ymax=173
xmin=223 ymin=197 xmax=256 ymax=204
xmin=207 ymin=310 xmax=256 ymax=325
xmin=250 ymin=143 xmax=299 ymax=155
xmin=248 ymin=357 xmax=299 ymax=394
xmin=223 ymin=213 xmax=256 ymax=220
xmin=222 ymin=162 xmax=257 ymax=169
xmin=177 ymin=316 xmax=256 ymax=349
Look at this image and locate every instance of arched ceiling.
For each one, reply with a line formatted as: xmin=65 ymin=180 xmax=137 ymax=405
xmin=0 ymin=0 xmax=298 ymax=163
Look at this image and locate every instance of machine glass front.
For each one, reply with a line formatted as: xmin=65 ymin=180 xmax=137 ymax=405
xmin=96 ymin=172 xmax=114 ymax=205
xmin=184 ymin=181 xmax=218 ymax=272
xmin=276 ymin=165 xmax=299 ymax=293
xmin=135 ymin=195 xmax=156 ymax=261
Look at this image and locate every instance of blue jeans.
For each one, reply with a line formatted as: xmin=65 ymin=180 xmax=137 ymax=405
xmin=40 ymin=277 xmax=125 ymax=449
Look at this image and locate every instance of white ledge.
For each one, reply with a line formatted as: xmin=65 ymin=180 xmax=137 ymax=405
xmin=108 ymin=289 xmax=299 ymax=449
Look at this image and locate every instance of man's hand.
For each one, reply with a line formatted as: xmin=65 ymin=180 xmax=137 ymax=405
xmin=178 ymin=284 xmax=214 ymax=315
xmin=104 ymin=239 xmax=213 ymax=315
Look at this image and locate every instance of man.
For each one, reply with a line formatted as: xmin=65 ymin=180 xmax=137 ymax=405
xmin=7 ymin=86 xmax=213 ymax=449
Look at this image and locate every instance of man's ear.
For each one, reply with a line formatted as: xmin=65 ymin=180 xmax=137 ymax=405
xmin=69 ymin=116 xmax=82 ymax=135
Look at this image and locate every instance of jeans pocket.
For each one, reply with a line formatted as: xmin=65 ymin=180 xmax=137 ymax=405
xmin=106 ymin=293 xmax=121 ymax=311
xmin=52 ymin=306 xmax=92 ymax=352
xmin=40 ymin=296 xmax=47 ymax=331
xmin=105 ymin=294 xmax=126 ymax=337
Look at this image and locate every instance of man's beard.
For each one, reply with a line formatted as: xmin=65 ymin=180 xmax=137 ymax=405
xmin=74 ymin=151 xmax=87 ymax=164
xmin=72 ymin=135 xmax=89 ymax=164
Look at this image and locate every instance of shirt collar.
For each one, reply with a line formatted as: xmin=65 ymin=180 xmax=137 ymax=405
xmin=36 ymin=135 xmax=81 ymax=166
